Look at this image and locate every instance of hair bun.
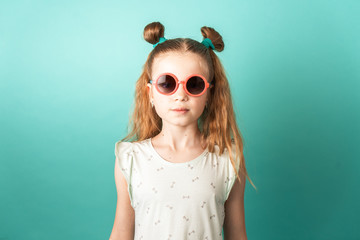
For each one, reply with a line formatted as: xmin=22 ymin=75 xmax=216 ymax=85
xmin=144 ymin=22 xmax=165 ymax=45
xmin=200 ymin=26 xmax=224 ymax=52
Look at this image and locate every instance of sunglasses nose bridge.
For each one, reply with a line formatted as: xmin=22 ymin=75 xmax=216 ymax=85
xmin=174 ymin=80 xmax=187 ymax=94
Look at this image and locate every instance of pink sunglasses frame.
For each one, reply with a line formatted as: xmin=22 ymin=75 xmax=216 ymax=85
xmin=149 ymin=72 xmax=211 ymax=97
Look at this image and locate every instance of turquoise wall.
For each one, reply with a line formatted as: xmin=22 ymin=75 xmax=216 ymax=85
xmin=1 ymin=0 xmax=359 ymax=239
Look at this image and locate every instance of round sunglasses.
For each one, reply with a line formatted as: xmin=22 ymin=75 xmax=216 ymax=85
xmin=149 ymin=73 xmax=211 ymax=97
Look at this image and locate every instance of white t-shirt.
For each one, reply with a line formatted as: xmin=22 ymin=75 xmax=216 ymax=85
xmin=114 ymin=138 xmax=240 ymax=240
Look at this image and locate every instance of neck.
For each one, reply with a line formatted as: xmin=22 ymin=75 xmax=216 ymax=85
xmin=154 ymin=123 xmax=205 ymax=151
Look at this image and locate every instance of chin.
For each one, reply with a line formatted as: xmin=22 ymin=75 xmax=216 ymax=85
xmin=168 ymin=119 xmax=199 ymax=127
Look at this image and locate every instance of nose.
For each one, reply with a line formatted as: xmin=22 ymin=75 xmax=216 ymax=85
xmin=173 ymin=81 xmax=188 ymax=100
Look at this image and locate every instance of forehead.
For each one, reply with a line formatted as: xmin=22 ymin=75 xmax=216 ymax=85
xmin=152 ymin=51 xmax=209 ymax=81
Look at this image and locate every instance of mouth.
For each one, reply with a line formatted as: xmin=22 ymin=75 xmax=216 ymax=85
xmin=171 ymin=108 xmax=189 ymax=112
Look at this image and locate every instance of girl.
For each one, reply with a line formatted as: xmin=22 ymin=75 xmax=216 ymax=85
xmin=109 ymin=22 xmax=256 ymax=240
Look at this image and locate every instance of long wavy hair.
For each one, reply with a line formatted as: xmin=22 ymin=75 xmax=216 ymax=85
xmin=121 ymin=21 xmax=256 ymax=190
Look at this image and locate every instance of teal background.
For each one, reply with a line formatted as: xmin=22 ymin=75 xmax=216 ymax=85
xmin=1 ymin=0 xmax=359 ymax=239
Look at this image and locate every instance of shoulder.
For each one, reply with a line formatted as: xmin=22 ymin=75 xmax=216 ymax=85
xmin=114 ymin=139 xmax=151 ymax=159
xmin=114 ymin=140 xmax=133 ymax=159
xmin=214 ymin=141 xmax=238 ymax=159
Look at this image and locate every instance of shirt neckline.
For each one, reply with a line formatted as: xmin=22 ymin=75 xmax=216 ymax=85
xmin=147 ymin=138 xmax=208 ymax=166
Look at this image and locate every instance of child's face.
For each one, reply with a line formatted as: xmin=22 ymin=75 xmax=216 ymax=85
xmin=147 ymin=51 xmax=211 ymax=128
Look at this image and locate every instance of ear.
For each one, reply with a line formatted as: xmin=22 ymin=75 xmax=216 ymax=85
xmin=147 ymin=83 xmax=153 ymax=100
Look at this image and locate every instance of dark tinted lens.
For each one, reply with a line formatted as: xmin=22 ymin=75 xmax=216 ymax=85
xmin=186 ymin=76 xmax=205 ymax=95
xmin=157 ymin=75 xmax=176 ymax=94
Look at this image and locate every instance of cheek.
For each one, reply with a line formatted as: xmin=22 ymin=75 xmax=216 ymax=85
xmin=151 ymin=88 xmax=162 ymax=102
xmin=153 ymin=95 xmax=170 ymax=113
xmin=153 ymin=92 xmax=168 ymax=104
xmin=198 ymin=94 xmax=208 ymax=106
xmin=191 ymin=97 xmax=207 ymax=112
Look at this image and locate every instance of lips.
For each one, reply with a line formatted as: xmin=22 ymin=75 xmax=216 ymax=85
xmin=172 ymin=108 xmax=189 ymax=111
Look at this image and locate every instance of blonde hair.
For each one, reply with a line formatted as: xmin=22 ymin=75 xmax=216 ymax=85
xmin=121 ymin=21 xmax=256 ymax=190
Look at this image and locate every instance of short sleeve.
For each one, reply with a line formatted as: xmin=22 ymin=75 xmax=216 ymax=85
xmin=224 ymin=144 xmax=241 ymax=201
xmin=114 ymin=140 xmax=134 ymax=206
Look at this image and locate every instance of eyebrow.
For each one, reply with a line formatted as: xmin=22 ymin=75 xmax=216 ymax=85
xmin=152 ymin=73 xmax=209 ymax=82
